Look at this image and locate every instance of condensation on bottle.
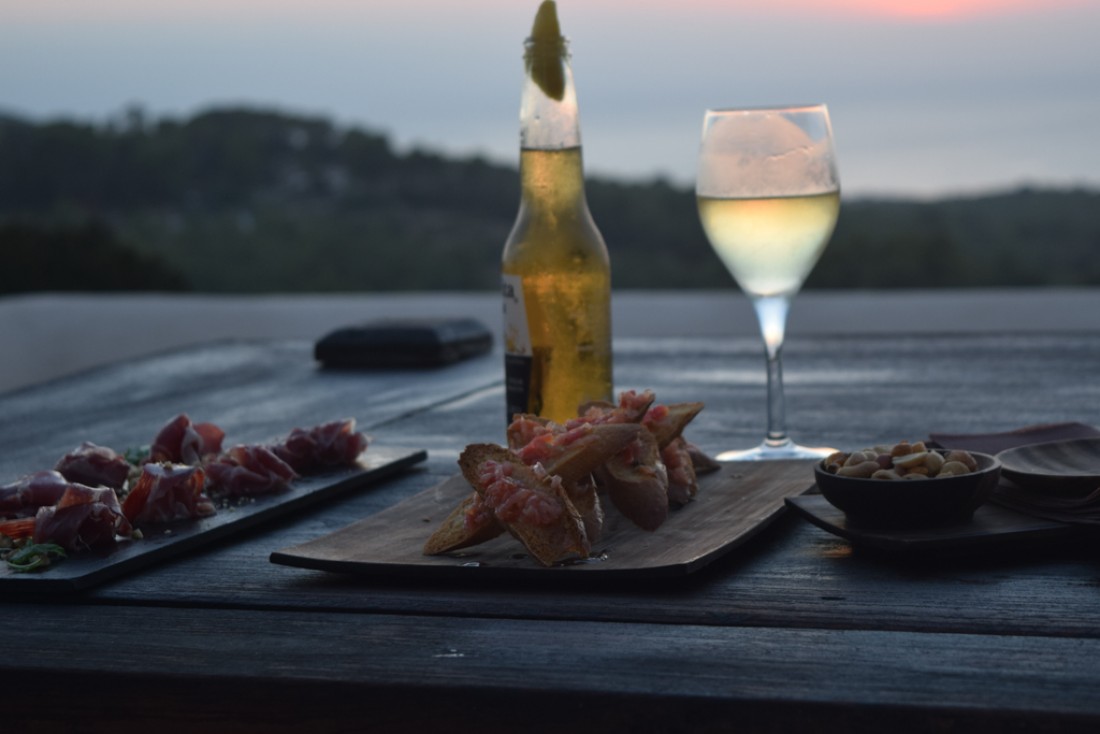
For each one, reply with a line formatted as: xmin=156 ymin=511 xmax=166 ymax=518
xmin=501 ymin=0 xmax=613 ymax=426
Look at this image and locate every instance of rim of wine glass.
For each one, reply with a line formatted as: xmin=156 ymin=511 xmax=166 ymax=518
xmin=704 ymin=103 xmax=829 ymax=115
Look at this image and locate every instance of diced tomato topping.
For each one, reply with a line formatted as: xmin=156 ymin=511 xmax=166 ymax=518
xmin=0 ymin=517 xmax=35 ymax=540
xmin=619 ymin=390 xmax=653 ymax=413
xmin=557 ymin=423 xmax=593 ymax=446
xmin=517 ymin=433 xmax=555 ymax=465
xmin=643 ymin=404 xmax=670 ymax=428
xmin=507 ymin=416 xmax=553 ymax=448
xmin=476 ymin=460 xmax=562 ymax=527
xmin=515 ymin=421 xmax=592 ymax=467
xmin=463 ymin=494 xmax=494 ymax=531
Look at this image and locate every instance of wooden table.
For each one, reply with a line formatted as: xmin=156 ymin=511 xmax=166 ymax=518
xmin=3 ymin=333 xmax=1100 ymax=732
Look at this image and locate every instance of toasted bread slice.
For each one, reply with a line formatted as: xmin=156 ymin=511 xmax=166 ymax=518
xmin=422 ymin=488 xmax=505 ymax=556
xmin=662 ymin=437 xmax=700 ymax=506
xmin=566 ymin=477 xmax=604 ymax=543
xmin=597 ymin=429 xmax=670 ymax=531
xmin=459 ymin=444 xmax=588 ymax=566
xmin=643 ymin=402 xmax=705 ymax=448
xmin=684 ymin=439 xmax=721 ymax=475
xmin=519 ymin=422 xmax=642 ymax=484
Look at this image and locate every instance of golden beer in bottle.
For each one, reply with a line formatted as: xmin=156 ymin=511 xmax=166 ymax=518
xmin=502 ymin=0 xmax=613 ymax=424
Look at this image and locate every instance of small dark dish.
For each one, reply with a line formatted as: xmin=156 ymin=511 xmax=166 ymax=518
xmin=813 ymin=451 xmax=1001 ymax=528
xmin=996 ymin=437 xmax=1100 ymax=493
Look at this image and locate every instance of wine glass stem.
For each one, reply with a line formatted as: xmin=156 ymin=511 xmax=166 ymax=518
xmin=752 ymin=295 xmax=792 ymax=447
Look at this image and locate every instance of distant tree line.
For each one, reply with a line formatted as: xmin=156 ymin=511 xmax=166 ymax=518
xmin=0 ymin=220 xmax=185 ymax=293
xmin=1 ymin=106 xmax=1097 ymax=294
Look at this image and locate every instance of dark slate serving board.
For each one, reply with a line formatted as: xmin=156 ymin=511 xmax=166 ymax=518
xmin=271 ymin=460 xmax=816 ymax=580
xmin=1 ymin=446 xmax=426 ymax=592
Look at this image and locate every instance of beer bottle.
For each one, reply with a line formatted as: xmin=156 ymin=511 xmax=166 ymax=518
xmin=502 ymin=0 xmax=613 ymax=425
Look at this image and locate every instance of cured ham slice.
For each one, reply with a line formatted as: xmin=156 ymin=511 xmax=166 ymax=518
xmin=32 ymin=485 xmax=132 ymax=551
xmin=55 ymin=442 xmax=132 ymax=489
xmin=205 ymin=445 xmax=298 ymax=497
xmin=149 ymin=414 xmax=225 ymax=465
xmin=272 ymin=419 xmax=369 ymax=473
xmin=122 ymin=463 xmax=215 ymax=524
xmin=0 ymin=471 xmax=72 ymax=519
xmin=2 ymin=413 xmax=381 ymax=571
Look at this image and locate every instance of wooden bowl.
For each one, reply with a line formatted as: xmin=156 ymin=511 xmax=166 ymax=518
xmin=813 ymin=450 xmax=1001 ymax=528
xmin=997 ymin=437 xmax=1100 ymax=493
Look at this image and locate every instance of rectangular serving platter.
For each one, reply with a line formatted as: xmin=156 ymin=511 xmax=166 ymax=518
xmin=1 ymin=446 xmax=427 ymax=593
xmin=270 ymin=459 xmax=816 ymax=581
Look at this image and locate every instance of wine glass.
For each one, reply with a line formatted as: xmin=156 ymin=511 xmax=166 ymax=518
xmin=695 ymin=104 xmax=840 ymax=461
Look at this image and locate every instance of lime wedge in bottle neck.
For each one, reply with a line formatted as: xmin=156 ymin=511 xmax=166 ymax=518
xmin=527 ymin=0 xmax=566 ymax=101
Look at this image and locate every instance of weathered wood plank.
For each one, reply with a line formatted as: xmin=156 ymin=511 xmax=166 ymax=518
xmin=4 ymin=604 xmax=1100 ymax=732
xmin=67 ymin=503 xmax=1100 ymax=640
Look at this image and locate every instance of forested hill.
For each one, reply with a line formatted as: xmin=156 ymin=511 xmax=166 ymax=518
xmin=2 ymin=107 xmax=1098 ymax=294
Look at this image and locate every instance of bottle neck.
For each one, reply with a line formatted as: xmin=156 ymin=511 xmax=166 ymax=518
xmin=518 ymin=147 xmax=586 ymax=211
xmin=518 ymin=40 xmax=586 ymax=209
xmin=520 ymin=40 xmax=581 ymax=151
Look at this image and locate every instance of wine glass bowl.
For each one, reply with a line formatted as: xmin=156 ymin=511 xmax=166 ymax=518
xmin=696 ymin=104 xmax=840 ymax=461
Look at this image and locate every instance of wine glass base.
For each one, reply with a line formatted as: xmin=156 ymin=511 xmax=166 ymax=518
xmin=717 ymin=439 xmax=835 ymax=462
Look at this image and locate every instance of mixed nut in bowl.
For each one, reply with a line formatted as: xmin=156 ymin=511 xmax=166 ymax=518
xmin=813 ymin=440 xmax=1001 ymax=527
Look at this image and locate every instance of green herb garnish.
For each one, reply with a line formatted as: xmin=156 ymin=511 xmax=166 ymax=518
xmin=5 ymin=543 xmax=67 ymax=572
xmin=123 ymin=445 xmax=151 ymax=465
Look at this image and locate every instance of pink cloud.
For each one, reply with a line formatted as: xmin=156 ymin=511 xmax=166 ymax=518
xmin=736 ymin=0 xmax=1089 ymax=21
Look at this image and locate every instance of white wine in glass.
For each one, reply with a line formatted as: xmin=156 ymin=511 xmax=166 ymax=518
xmin=696 ymin=104 xmax=840 ymax=461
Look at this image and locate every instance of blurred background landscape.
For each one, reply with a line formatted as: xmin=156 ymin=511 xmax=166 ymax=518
xmin=1 ymin=0 xmax=1098 ymax=295
xmin=1 ymin=106 xmax=1099 ymax=294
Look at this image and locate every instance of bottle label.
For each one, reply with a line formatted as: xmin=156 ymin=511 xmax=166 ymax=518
xmin=502 ymin=274 xmax=533 ymax=421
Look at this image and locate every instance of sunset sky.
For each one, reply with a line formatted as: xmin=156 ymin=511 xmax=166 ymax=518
xmin=2 ymin=0 xmax=1097 ymax=196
